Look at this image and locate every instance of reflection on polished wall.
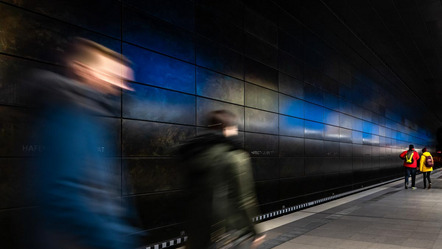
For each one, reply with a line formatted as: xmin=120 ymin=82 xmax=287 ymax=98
xmin=0 ymin=0 xmax=437 ymax=247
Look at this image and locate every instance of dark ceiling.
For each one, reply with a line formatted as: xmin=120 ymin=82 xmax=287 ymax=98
xmin=275 ymin=0 xmax=442 ymax=133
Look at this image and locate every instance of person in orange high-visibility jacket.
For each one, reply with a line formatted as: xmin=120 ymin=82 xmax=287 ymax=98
xmin=419 ymin=147 xmax=433 ymax=189
xmin=400 ymin=144 xmax=420 ymax=189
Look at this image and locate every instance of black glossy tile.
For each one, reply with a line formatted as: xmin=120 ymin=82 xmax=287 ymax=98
xmin=324 ymin=157 xmax=341 ymax=174
xmin=245 ymin=83 xmax=278 ymax=112
xmin=123 ymin=7 xmax=194 ymax=62
xmin=129 ymin=191 xmax=186 ymax=230
xmin=122 ymin=120 xmax=195 ymax=156
xmin=196 ymin=0 xmax=244 ymax=29
xmin=304 ymin=84 xmax=324 ymax=106
xmin=352 ymin=130 xmax=363 ymax=144
xmin=324 ymin=125 xmax=340 ymax=142
xmin=196 ymin=98 xmax=245 ymax=130
xmin=196 ymin=4 xmax=243 ymax=52
xmin=0 ymin=209 xmax=31 ymax=249
xmin=362 ymin=132 xmax=373 ymax=145
xmin=123 ymin=43 xmax=195 ymax=94
xmin=352 ymin=157 xmax=364 ymax=171
xmin=123 ymin=158 xmax=184 ymax=195
xmin=279 ymin=115 xmax=304 ymax=137
xmin=279 ymin=11 xmax=305 ymax=41
xmin=353 ymin=118 xmax=365 ymax=134
xmin=279 ymin=94 xmax=304 ymax=118
xmin=339 ymin=113 xmax=353 ymax=130
xmin=279 ymin=157 xmax=305 ymax=178
xmin=0 ymin=107 xmax=40 ymax=157
xmin=324 ymin=141 xmax=339 ymax=157
xmin=323 ymin=92 xmax=340 ymax=111
xmin=339 ymin=157 xmax=353 ymax=172
xmin=255 ymin=180 xmax=280 ymax=204
xmin=339 ymin=128 xmax=352 ymax=143
xmin=244 ymin=133 xmax=278 ymax=157
xmin=304 ymin=102 xmax=324 ymax=123
xmin=123 ymin=83 xmax=195 ymax=125
xmin=305 ymin=139 xmax=323 ymax=157
xmin=323 ymin=108 xmax=340 ymax=126
xmin=304 ymin=121 xmax=324 ymax=140
xmin=363 ymin=145 xmax=372 ymax=157
xmin=278 ymin=51 xmax=303 ymax=80
xmin=279 ymin=178 xmax=301 ymax=199
xmin=245 ymin=7 xmax=278 ymax=46
xmin=372 ymin=146 xmax=380 ymax=157
xmin=304 ymin=157 xmax=324 ymax=175
xmin=5 ymin=0 xmax=121 ymax=38
xmin=279 ymin=30 xmax=303 ymax=59
xmin=279 ymin=72 xmax=304 ymax=98
xmin=0 ymin=3 xmax=120 ymax=64
xmin=280 ymin=136 xmax=304 ymax=157
xmin=0 ymin=159 xmax=33 ymax=209
xmin=197 ymin=67 xmax=244 ymax=104
xmin=124 ymin=0 xmax=195 ymax=31
xmin=340 ymin=142 xmax=353 ymax=157
xmin=251 ymin=157 xmax=279 ymax=181
xmin=245 ymin=108 xmax=278 ymax=134
xmin=245 ymin=58 xmax=278 ymax=90
xmin=245 ymin=33 xmax=278 ymax=68
xmin=196 ymin=37 xmax=244 ymax=79
xmin=243 ymin=0 xmax=280 ymax=23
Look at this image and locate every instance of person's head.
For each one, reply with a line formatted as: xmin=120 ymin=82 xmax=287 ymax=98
xmin=206 ymin=110 xmax=238 ymax=137
xmin=66 ymin=38 xmax=134 ymax=95
xmin=422 ymin=147 xmax=427 ymax=153
xmin=409 ymin=144 xmax=414 ymax=150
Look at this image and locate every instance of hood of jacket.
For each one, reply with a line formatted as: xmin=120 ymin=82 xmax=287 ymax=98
xmin=423 ymin=151 xmax=432 ymax=157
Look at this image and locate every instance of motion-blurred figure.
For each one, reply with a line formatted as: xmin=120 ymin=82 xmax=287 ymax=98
xmin=179 ymin=110 xmax=264 ymax=249
xmin=24 ymin=38 xmax=139 ymax=249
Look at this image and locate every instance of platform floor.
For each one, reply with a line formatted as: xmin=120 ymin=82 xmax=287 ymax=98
xmin=256 ymin=169 xmax=442 ymax=249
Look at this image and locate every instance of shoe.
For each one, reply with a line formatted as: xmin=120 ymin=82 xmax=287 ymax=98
xmin=428 ymin=183 xmax=432 ymax=189
xmin=405 ymin=182 xmax=408 ymax=189
xmin=411 ymin=187 xmax=417 ymax=190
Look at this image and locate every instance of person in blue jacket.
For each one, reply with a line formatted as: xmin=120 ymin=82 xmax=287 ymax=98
xmin=25 ymin=38 xmax=140 ymax=249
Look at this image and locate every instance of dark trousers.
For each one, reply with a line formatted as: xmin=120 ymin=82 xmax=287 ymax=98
xmin=423 ymin=171 xmax=432 ymax=187
xmin=405 ymin=167 xmax=417 ymax=187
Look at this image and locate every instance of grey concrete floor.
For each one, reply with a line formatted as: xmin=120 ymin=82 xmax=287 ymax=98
xmin=258 ymin=169 xmax=442 ymax=249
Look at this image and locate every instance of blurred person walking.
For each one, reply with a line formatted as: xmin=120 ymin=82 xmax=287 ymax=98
xmin=419 ymin=147 xmax=434 ymax=189
xmin=24 ymin=38 xmax=140 ymax=249
xmin=400 ymin=144 xmax=420 ymax=190
xmin=178 ymin=110 xmax=265 ymax=249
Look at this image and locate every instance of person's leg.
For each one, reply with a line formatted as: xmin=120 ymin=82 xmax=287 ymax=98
xmin=411 ymin=168 xmax=416 ymax=188
xmin=428 ymin=171 xmax=432 ymax=189
xmin=405 ymin=168 xmax=410 ymax=189
xmin=423 ymin=172 xmax=427 ymax=189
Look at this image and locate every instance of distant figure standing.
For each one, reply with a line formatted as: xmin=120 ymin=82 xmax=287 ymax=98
xmin=25 ymin=38 xmax=139 ymax=249
xmin=400 ymin=144 xmax=420 ymax=190
xmin=419 ymin=147 xmax=434 ymax=189
xmin=179 ymin=110 xmax=264 ymax=249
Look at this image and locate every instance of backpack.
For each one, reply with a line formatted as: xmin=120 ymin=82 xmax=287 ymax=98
xmin=425 ymin=155 xmax=434 ymax=167
xmin=405 ymin=150 xmax=414 ymax=164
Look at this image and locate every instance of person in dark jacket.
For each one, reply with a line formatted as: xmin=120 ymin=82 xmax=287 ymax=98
xmin=399 ymin=144 xmax=420 ymax=190
xmin=179 ymin=110 xmax=264 ymax=249
xmin=24 ymin=38 xmax=140 ymax=249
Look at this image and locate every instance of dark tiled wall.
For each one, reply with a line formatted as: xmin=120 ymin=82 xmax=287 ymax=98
xmin=0 ymin=0 xmax=436 ymax=247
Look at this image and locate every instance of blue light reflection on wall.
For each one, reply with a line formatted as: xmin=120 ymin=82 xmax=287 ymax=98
xmin=305 ymin=121 xmax=324 ymax=140
xmin=123 ymin=43 xmax=195 ymax=94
